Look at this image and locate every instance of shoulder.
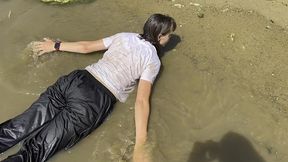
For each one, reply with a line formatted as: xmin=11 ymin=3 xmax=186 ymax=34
xmin=108 ymin=32 xmax=141 ymax=44
xmin=141 ymin=43 xmax=159 ymax=63
xmin=150 ymin=53 xmax=161 ymax=67
xmin=113 ymin=32 xmax=139 ymax=39
xmin=143 ymin=47 xmax=161 ymax=69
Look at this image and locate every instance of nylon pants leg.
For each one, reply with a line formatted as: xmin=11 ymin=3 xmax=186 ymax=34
xmin=1 ymin=70 xmax=116 ymax=162
xmin=0 ymin=71 xmax=79 ymax=153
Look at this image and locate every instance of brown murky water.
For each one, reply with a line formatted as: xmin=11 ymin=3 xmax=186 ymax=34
xmin=0 ymin=0 xmax=288 ymax=162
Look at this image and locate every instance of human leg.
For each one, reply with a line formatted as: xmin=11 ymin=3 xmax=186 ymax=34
xmin=0 ymin=70 xmax=82 ymax=153
xmin=1 ymin=70 xmax=116 ymax=162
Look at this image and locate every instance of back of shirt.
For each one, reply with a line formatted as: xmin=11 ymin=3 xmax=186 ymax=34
xmin=86 ymin=32 xmax=161 ymax=102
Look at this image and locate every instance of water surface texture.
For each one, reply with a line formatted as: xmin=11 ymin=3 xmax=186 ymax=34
xmin=0 ymin=0 xmax=288 ymax=162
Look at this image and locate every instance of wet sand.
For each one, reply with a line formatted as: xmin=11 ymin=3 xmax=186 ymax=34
xmin=0 ymin=0 xmax=288 ymax=162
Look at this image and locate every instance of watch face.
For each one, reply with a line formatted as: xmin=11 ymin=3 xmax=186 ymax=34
xmin=54 ymin=41 xmax=61 ymax=51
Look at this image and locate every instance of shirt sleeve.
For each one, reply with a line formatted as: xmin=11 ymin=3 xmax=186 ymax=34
xmin=140 ymin=59 xmax=161 ymax=84
xmin=102 ymin=33 xmax=120 ymax=48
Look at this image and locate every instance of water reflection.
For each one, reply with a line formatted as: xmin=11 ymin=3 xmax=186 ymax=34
xmin=188 ymin=132 xmax=265 ymax=162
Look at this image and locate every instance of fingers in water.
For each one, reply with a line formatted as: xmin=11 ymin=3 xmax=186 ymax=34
xmin=32 ymin=47 xmax=41 ymax=53
xmin=33 ymin=42 xmax=43 ymax=46
xmin=29 ymin=39 xmax=55 ymax=58
xmin=37 ymin=50 xmax=47 ymax=56
xmin=43 ymin=37 xmax=52 ymax=42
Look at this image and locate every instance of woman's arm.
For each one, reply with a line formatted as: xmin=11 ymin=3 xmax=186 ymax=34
xmin=32 ymin=38 xmax=107 ymax=56
xmin=133 ymin=79 xmax=152 ymax=162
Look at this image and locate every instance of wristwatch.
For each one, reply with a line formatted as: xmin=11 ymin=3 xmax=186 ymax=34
xmin=54 ymin=40 xmax=61 ymax=51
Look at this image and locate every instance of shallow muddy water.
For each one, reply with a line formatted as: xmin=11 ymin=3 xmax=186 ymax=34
xmin=0 ymin=0 xmax=288 ymax=162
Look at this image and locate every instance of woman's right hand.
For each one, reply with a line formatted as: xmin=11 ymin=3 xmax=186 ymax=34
xmin=32 ymin=38 xmax=55 ymax=56
xmin=133 ymin=144 xmax=152 ymax=162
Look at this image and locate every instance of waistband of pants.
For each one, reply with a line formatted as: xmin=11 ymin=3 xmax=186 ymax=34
xmin=80 ymin=70 xmax=117 ymax=102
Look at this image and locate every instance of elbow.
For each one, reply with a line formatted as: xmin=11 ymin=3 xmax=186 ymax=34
xmin=135 ymin=98 xmax=149 ymax=108
xmin=135 ymin=99 xmax=143 ymax=107
xmin=81 ymin=44 xmax=90 ymax=54
xmin=80 ymin=42 xmax=92 ymax=54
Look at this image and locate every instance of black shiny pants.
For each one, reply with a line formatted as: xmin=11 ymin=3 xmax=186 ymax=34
xmin=0 ymin=70 xmax=116 ymax=162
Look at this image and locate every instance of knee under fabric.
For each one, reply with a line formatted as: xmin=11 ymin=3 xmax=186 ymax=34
xmin=0 ymin=70 xmax=116 ymax=162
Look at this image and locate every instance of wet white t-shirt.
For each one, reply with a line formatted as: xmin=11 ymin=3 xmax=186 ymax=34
xmin=85 ymin=32 xmax=161 ymax=102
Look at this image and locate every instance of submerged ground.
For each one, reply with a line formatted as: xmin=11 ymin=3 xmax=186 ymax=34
xmin=0 ymin=0 xmax=288 ymax=162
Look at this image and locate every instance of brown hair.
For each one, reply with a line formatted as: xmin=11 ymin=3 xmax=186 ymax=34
xmin=140 ymin=14 xmax=177 ymax=52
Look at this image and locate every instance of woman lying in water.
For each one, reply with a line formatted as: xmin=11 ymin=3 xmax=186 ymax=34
xmin=0 ymin=14 xmax=176 ymax=162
